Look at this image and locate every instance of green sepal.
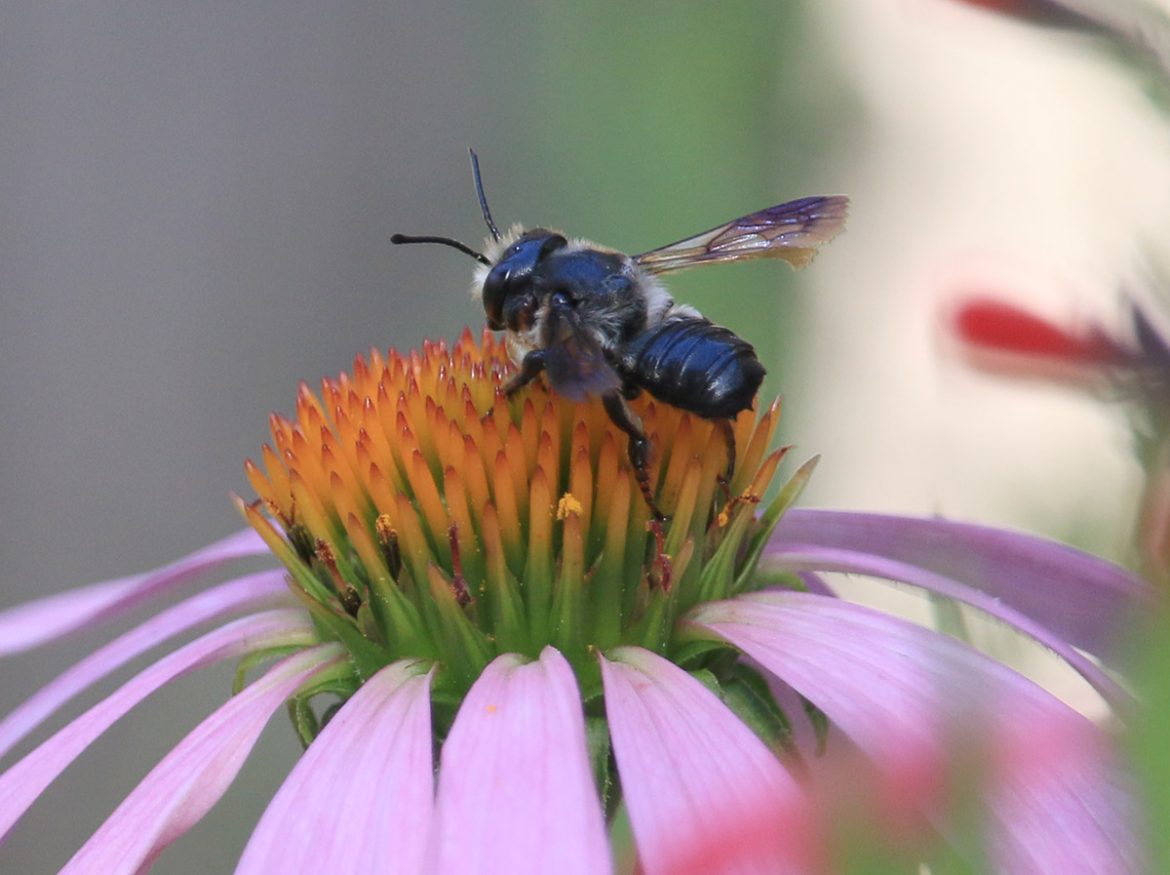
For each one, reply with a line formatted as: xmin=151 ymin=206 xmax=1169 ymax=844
xmin=366 ymin=571 xmax=436 ymax=661
xmin=585 ymin=716 xmax=614 ymax=817
xmin=733 ymin=455 xmax=818 ymax=595
xmin=688 ymin=666 xmax=721 ymax=697
xmin=232 ymin=645 xmax=308 ymax=695
xmin=690 ymin=513 xmax=748 ymax=609
xmin=589 ymin=542 xmax=626 ymax=651
xmin=288 ymin=696 xmax=319 ymax=749
xmin=428 ymin=682 xmax=465 ymax=742
xmin=484 ymin=563 xmax=530 ymax=656
xmin=671 ymin=636 xmax=739 ymax=670
xmin=427 ymin=565 xmax=493 ymax=692
xmin=285 ymin=667 xmax=359 ymax=748
xmin=628 ymin=589 xmax=670 ymax=656
xmin=293 ymin=589 xmax=389 ymax=681
xmin=719 ymin=662 xmax=794 ymax=753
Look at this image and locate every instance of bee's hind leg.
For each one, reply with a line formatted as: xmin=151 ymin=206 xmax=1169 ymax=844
xmin=601 ymin=390 xmax=666 ymax=521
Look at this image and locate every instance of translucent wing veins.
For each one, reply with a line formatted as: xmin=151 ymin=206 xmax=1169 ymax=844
xmin=634 ymin=195 xmax=849 ymax=275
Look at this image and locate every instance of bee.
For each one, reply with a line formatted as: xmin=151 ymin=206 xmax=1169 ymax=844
xmin=392 ymin=151 xmax=847 ymax=518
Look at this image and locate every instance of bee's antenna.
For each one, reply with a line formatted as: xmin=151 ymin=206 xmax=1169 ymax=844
xmin=390 ymin=233 xmax=491 ymax=266
xmin=468 ymin=148 xmax=501 ymax=243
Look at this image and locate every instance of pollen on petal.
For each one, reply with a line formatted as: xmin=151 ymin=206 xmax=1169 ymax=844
xmin=556 ymin=493 xmax=583 ymax=520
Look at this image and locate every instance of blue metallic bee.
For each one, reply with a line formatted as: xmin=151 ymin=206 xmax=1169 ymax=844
xmin=393 ymin=151 xmax=847 ymax=518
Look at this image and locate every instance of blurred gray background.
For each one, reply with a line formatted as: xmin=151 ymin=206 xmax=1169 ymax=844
xmin=3 ymin=0 xmax=1169 ymax=871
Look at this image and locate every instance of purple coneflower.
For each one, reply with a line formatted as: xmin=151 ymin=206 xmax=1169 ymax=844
xmin=0 ymin=329 xmax=1152 ymax=872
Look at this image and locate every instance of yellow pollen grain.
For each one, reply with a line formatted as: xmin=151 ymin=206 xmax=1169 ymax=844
xmin=556 ymin=493 xmax=583 ymax=520
xmin=375 ymin=513 xmax=396 ymax=544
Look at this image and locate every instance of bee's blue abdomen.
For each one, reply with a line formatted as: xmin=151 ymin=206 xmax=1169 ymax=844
xmin=618 ymin=317 xmax=765 ymax=420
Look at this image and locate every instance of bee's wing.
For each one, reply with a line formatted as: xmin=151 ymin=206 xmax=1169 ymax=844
xmin=542 ymin=299 xmax=622 ymax=402
xmin=634 ymin=195 xmax=848 ymax=275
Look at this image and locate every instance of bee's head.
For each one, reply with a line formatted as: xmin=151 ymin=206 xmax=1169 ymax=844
xmin=481 ymin=230 xmax=567 ymax=331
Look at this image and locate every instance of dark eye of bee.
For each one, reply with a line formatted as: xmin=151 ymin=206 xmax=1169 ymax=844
xmin=481 ymin=231 xmax=567 ymax=331
xmin=551 ymin=290 xmax=574 ymax=309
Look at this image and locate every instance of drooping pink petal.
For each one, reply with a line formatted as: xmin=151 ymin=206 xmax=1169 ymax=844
xmin=430 ymin=647 xmax=611 ymax=875
xmin=61 ymin=642 xmax=344 ymax=874
xmin=766 ymin=540 xmax=1127 ymax=709
xmin=0 ymin=528 xmax=268 ymax=656
xmin=772 ymin=509 xmax=1150 ymax=654
xmin=689 ymin=592 xmax=1141 ymax=873
xmin=0 ymin=570 xmax=290 ymax=761
xmin=236 ymin=660 xmax=434 ymax=875
xmin=771 ymin=510 xmax=1150 ymax=671
xmin=0 ymin=608 xmax=314 ymax=840
xmin=600 ymin=647 xmax=813 ymax=875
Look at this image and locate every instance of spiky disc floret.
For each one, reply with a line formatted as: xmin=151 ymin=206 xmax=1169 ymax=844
xmin=240 ymin=328 xmax=805 ymax=705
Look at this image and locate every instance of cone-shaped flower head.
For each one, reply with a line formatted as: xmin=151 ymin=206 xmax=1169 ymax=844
xmin=241 ymin=328 xmax=796 ymax=735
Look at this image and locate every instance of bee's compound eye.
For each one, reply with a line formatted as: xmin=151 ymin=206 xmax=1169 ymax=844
xmin=481 ymin=270 xmax=508 ymax=329
xmin=551 ymin=291 xmax=573 ymax=309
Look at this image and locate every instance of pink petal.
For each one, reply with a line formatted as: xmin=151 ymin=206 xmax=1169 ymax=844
xmin=689 ymin=592 xmax=1141 ymax=873
xmin=61 ymin=642 xmax=343 ymax=874
xmin=0 ymin=609 xmax=313 ymax=840
xmin=769 ymin=509 xmax=1151 ymax=708
xmin=0 ymin=570 xmax=290 ymax=760
xmin=0 ymin=528 xmax=268 ymax=656
xmin=430 ymin=647 xmax=610 ymax=875
xmin=771 ymin=509 xmax=1151 ymax=659
xmin=236 ymin=660 xmax=435 ymax=875
xmin=600 ymin=647 xmax=812 ymax=875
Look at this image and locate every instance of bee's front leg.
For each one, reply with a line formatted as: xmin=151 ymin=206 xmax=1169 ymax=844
xmin=601 ymin=390 xmax=666 ymax=521
xmin=503 ymin=349 xmax=547 ymax=398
